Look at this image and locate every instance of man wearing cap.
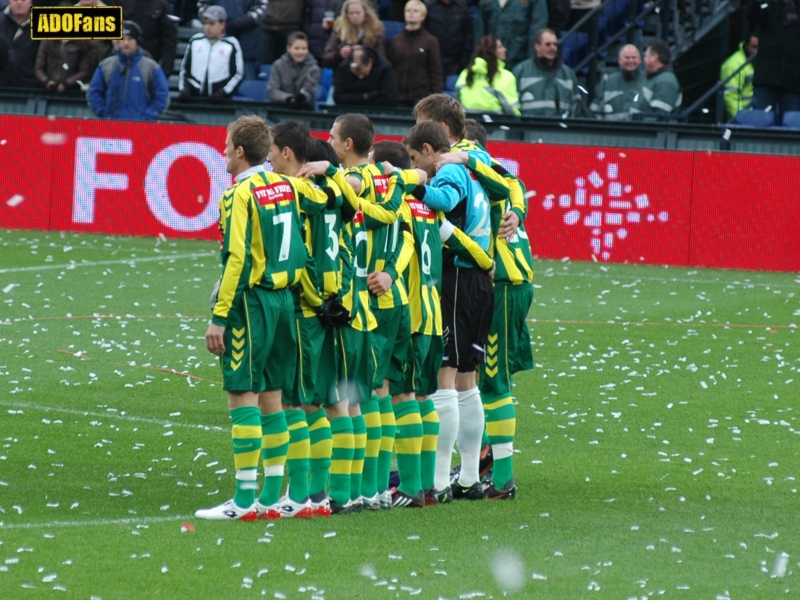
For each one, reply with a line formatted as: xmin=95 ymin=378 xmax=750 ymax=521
xmin=87 ymin=21 xmax=170 ymax=121
xmin=179 ymin=5 xmax=244 ymax=101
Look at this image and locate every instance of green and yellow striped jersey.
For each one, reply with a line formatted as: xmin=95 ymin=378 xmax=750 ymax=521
xmin=344 ymin=163 xmax=409 ymax=310
xmin=212 ymin=169 xmax=327 ymax=326
xmin=339 ymin=206 xmax=377 ymax=332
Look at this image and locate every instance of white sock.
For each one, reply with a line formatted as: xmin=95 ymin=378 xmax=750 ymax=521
xmin=455 ymin=387 xmax=485 ymax=487
xmin=431 ymin=388 xmax=459 ymax=491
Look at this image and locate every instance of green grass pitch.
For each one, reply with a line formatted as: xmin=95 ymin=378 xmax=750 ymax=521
xmin=1 ymin=229 xmax=799 ymax=599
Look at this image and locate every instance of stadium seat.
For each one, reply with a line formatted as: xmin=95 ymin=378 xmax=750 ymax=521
xmin=782 ymin=111 xmax=800 ymax=129
xmin=383 ymin=21 xmax=405 ymax=44
xmin=733 ymin=109 xmax=775 ymax=128
xmin=445 ymin=75 xmax=457 ymax=93
xmin=234 ymin=79 xmax=267 ymax=102
xmin=258 ymin=64 xmax=272 ymax=81
xmin=561 ymin=32 xmax=588 ymax=69
xmin=316 ymin=68 xmax=334 ymax=106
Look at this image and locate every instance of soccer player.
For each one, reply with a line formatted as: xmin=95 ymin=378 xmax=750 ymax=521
xmin=403 ymin=120 xmax=496 ymax=502
xmin=266 ymin=121 xmax=352 ymax=518
xmin=438 ymin=119 xmax=535 ymax=499
xmin=197 ymin=115 xmax=331 ymax=521
xmin=371 ymin=141 xmax=496 ymax=507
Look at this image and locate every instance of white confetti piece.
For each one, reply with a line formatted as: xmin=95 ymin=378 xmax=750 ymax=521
xmin=491 ymin=550 xmax=525 ymax=591
xmin=42 ymin=574 xmax=57 ymax=583
xmin=161 ymin=566 xmax=168 ymax=573
xmin=323 ymin=531 xmax=336 ymax=538
xmin=257 ymin=568 xmax=269 ymax=577
xmin=3 ymin=283 xmax=19 ymax=294
xmin=532 ymin=572 xmax=547 ymax=580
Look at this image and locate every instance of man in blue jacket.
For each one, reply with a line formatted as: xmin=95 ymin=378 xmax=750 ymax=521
xmin=88 ymin=21 xmax=170 ymax=121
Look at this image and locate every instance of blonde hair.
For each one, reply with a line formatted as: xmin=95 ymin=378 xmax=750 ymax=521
xmin=404 ymin=0 xmax=427 ymax=17
xmin=334 ymin=0 xmax=385 ymax=47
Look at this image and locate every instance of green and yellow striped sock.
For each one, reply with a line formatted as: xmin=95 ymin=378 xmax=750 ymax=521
xmin=285 ymin=409 xmax=310 ymax=503
xmin=329 ymin=415 xmax=354 ymax=506
xmin=307 ymin=408 xmax=332 ymax=497
xmin=350 ymin=414 xmax=366 ymax=501
xmin=360 ymin=395 xmax=381 ymax=498
xmin=377 ymin=394 xmax=396 ymax=493
xmin=484 ymin=393 xmax=516 ymax=487
xmin=393 ymin=400 xmax=423 ymax=495
xmin=257 ymin=411 xmax=289 ymax=506
xmin=418 ymin=399 xmax=439 ymax=491
xmin=230 ymin=406 xmax=262 ymax=509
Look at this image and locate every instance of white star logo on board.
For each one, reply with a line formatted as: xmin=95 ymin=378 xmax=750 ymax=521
xmin=542 ymin=151 xmax=669 ymax=260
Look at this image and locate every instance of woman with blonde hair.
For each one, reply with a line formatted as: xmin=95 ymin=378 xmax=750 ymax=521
xmin=456 ymin=35 xmax=520 ymax=116
xmin=322 ymin=0 xmax=386 ymax=70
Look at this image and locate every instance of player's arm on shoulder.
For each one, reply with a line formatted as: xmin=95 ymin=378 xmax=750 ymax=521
xmin=439 ymin=217 xmax=493 ymax=272
xmin=413 ymin=165 xmax=463 ymax=212
xmin=466 ymin=154 xmax=510 ymax=201
xmin=290 ymin=175 xmax=335 ymax=216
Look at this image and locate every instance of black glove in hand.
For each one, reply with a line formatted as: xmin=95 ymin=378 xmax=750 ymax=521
xmin=318 ymin=297 xmax=351 ymax=328
xmin=285 ymin=94 xmax=305 ymax=110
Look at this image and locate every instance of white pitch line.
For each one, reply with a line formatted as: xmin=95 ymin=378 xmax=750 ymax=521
xmin=0 ymin=400 xmax=224 ymax=431
xmin=0 ymin=252 xmax=215 ymax=274
xmin=0 ymin=514 xmax=195 ymax=530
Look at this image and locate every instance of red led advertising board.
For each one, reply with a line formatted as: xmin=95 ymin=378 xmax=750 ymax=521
xmin=1 ymin=115 xmax=798 ymax=272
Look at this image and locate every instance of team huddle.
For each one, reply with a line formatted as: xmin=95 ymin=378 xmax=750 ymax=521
xmin=197 ymin=94 xmax=534 ymax=520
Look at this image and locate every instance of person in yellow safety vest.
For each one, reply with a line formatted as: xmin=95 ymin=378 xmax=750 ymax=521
xmin=720 ymin=35 xmax=758 ymax=120
xmin=456 ymin=35 xmax=521 ymax=116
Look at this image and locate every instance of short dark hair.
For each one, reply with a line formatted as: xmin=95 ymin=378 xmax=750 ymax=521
xmin=533 ymin=28 xmax=557 ymax=46
xmin=287 ymin=31 xmax=307 ymax=46
xmin=372 ymin=140 xmax=411 ymax=169
xmin=646 ymin=40 xmax=671 ymax=65
xmin=404 ymin=121 xmax=451 ymax=154
xmin=334 ymin=113 xmax=374 ymax=156
xmin=354 ymin=45 xmax=378 ymax=66
xmin=309 ymin=137 xmax=340 ymax=165
xmin=271 ymin=120 xmax=312 ymax=163
xmin=228 ymin=115 xmax=271 ymax=166
xmin=412 ymin=93 xmax=466 ymax=141
xmin=464 ymin=118 xmax=487 ymax=147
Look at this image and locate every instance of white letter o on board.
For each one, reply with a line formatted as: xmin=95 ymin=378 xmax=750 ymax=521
xmin=144 ymin=143 xmax=228 ymax=232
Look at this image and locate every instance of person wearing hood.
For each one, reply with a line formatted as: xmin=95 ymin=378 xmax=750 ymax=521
xmin=629 ymin=40 xmax=682 ymax=117
xmin=0 ymin=0 xmax=40 ymax=88
xmin=456 ymin=35 xmax=520 ymax=115
xmin=387 ymin=0 xmax=443 ymax=107
xmin=87 ymin=20 xmax=170 ymax=121
xmin=512 ymin=28 xmax=582 ymax=117
xmin=720 ymin=34 xmax=758 ymax=120
xmin=589 ymin=44 xmax=645 ymax=120
xmin=267 ymin=31 xmax=320 ymax=109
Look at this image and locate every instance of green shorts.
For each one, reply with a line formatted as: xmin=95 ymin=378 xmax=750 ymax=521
xmin=337 ymin=326 xmax=373 ymax=405
xmin=390 ymin=333 xmax=443 ymax=397
xmin=220 ymin=286 xmax=296 ymax=394
xmin=479 ymin=283 xmax=534 ymax=398
xmin=369 ymin=304 xmax=411 ymax=389
xmin=284 ymin=315 xmax=341 ymax=407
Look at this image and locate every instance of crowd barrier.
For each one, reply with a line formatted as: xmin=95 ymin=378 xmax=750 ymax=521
xmin=2 ymin=115 xmax=797 ymax=273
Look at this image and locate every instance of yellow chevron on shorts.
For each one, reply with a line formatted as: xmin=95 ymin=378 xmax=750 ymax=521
xmin=485 ymin=366 xmax=498 ymax=377
xmin=486 ymin=355 xmax=498 ymax=366
xmin=232 ymin=350 xmax=244 ymax=361
xmin=232 ymin=337 xmax=245 ymax=350
xmin=231 ymin=361 xmax=241 ymax=371
xmin=488 ymin=333 xmax=498 ymax=344
xmin=487 ymin=344 xmax=498 ymax=356
xmin=233 ymin=327 xmax=245 ymax=338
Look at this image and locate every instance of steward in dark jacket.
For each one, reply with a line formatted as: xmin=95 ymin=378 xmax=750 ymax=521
xmin=112 ymin=0 xmax=178 ymax=75
xmin=424 ymin=0 xmax=473 ymax=79
xmin=388 ymin=26 xmax=443 ymax=104
xmin=333 ymin=45 xmax=397 ymax=106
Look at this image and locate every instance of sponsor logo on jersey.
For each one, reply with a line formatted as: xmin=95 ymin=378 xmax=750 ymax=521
xmin=407 ymin=200 xmax=434 ymax=220
xmin=373 ymin=174 xmax=389 ymax=197
xmin=353 ymin=206 xmax=364 ymax=224
xmin=253 ymin=181 xmax=294 ymax=206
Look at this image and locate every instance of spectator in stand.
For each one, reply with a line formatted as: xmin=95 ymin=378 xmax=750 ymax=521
xmin=547 ymin=0 xmax=571 ymax=35
xmin=388 ymin=0 xmax=443 ymax=107
xmin=304 ymin=0 xmax=340 ymax=63
xmin=475 ymin=0 xmax=549 ymax=70
xmin=747 ymin=0 xmax=800 ymax=123
xmin=322 ymin=0 xmax=386 ymax=72
xmin=261 ymin=0 xmax=306 ymax=66
xmin=0 ymin=33 xmax=9 ymax=87
xmin=456 ymin=35 xmax=520 ymax=115
xmin=589 ymin=43 xmax=644 ymax=120
xmin=112 ymin=0 xmax=178 ymax=76
xmin=34 ymin=40 xmax=97 ymax=93
xmin=513 ymin=28 xmax=582 ymax=116
xmin=88 ymin=21 xmax=170 ymax=121
xmin=333 ymin=45 xmax=397 ymax=106
xmin=267 ymin=31 xmax=319 ymax=109
xmin=198 ymin=1 xmax=267 ymax=81
xmin=424 ymin=0 xmax=473 ymax=83
xmin=630 ymin=40 xmax=682 ymax=117
xmin=720 ymin=34 xmax=758 ymax=120
xmin=179 ymin=5 xmax=244 ymax=101
xmin=0 ymin=0 xmax=39 ymax=89
xmin=63 ymin=1 xmax=113 ymax=64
